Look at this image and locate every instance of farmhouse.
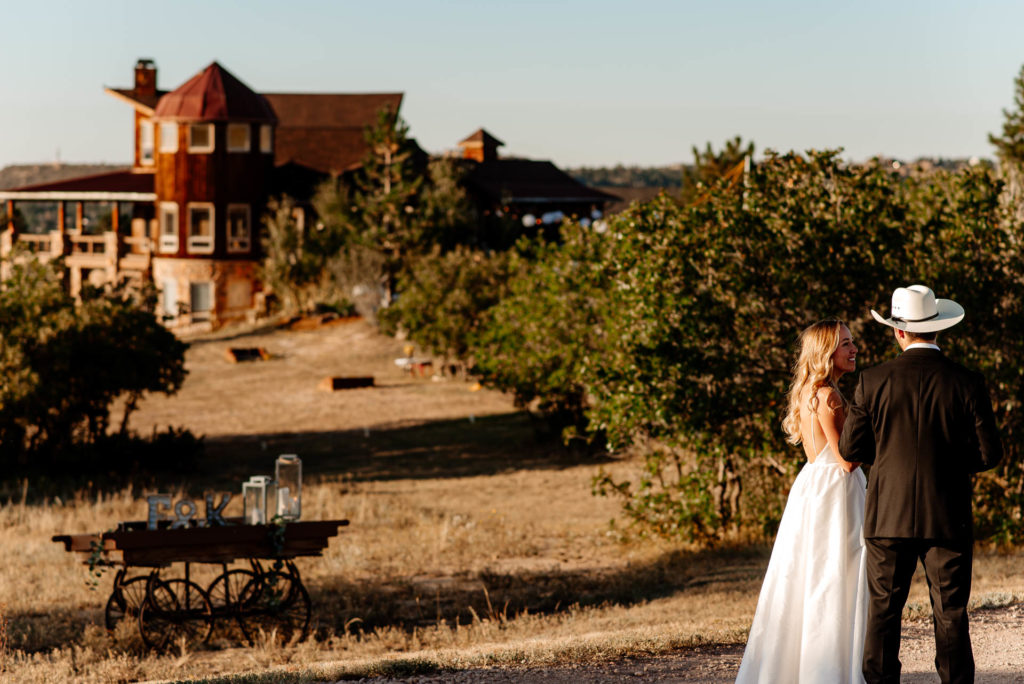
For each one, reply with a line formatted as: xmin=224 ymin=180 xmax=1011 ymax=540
xmin=0 ymin=59 xmax=403 ymax=330
xmin=456 ymin=128 xmax=615 ymax=240
xmin=1 ymin=60 xmax=615 ymax=329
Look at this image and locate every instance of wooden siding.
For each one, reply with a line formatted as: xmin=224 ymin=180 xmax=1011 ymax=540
xmin=154 ymin=122 xmax=273 ymax=260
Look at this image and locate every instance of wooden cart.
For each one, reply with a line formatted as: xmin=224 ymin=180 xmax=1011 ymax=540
xmin=53 ymin=519 xmax=348 ymax=650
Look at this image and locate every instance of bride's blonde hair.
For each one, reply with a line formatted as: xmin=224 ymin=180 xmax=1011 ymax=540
xmin=781 ymin=319 xmax=849 ymax=445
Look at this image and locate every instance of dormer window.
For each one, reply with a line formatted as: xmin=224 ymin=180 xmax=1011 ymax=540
xmin=259 ymin=125 xmax=273 ymax=154
xmin=227 ymin=123 xmax=250 ymax=152
xmin=188 ymin=123 xmax=214 ymax=153
xmin=139 ymin=120 xmax=154 ymax=165
xmin=159 ymin=122 xmax=178 ymax=153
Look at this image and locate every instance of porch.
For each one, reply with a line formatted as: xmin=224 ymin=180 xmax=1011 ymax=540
xmin=0 ymin=171 xmax=157 ymax=296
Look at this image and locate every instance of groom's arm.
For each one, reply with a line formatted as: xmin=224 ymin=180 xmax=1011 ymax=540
xmin=840 ymin=372 xmax=876 ymax=465
xmin=967 ymin=372 xmax=1002 ymax=473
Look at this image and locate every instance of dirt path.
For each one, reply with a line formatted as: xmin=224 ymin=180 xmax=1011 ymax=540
xmin=348 ymin=604 xmax=1024 ymax=683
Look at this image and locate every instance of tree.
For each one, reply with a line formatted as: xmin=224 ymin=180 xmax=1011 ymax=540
xmin=378 ymin=245 xmax=515 ymax=370
xmin=586 ymin=152 xmax=911 ymax=541
xmin=680 ymin=135 xmax=755 ymax=204
xmin=471 ymin=149 xmax=1024 ymax=546
xmin=260 ymin=195 xmax=331 ymax=315
xmin=416 ymin=158 xmax=479 ymax=251
xmin=989 ymin=64 xmax=1024 ymax=168
xmin=988 ymin=64 xmax=1024 ymax=224
xmin=347 ymin=107 xmax=424 ymax=301
xmin=901 ymin=164 xmax=1024 ymax=544
xmin=472 ymin=226 xmax=617 ymax=439
xmin=0 ymin=256 xmax=187 ymax=466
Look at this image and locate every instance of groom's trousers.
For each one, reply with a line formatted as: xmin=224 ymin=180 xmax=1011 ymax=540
xmin=863 ymin=538 xmax=974 ymax=684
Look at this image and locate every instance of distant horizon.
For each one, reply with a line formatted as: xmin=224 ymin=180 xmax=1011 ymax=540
xmin=0 ymin=149 xmax=998 ymax=174
xmin=2 ymin=1 xmax=1022 ymax=170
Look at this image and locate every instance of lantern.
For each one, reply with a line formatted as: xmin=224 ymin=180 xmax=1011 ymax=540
xmin=242 ymin=475 xmax=273 ymax=524
xmin=275 ymin=454 xmax=302 ymax=520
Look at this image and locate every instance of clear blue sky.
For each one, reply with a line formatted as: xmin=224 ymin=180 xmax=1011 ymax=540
xmin=2 ymin=0 xmax=1023 ymax=169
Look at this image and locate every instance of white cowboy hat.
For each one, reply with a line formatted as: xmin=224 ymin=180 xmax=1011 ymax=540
xmin=871 ymin=285 xmax=964 ymax=333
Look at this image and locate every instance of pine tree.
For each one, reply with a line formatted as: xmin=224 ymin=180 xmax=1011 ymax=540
xmin=681 ymin=135 xmax=755 ymax=204
xmin=416 ymin=158 xmax=478 ymax=251
xmin=989 ymin=65 xmax=1024 ymax=167
xmin=349 ymin=107 xmax=424 ymax=300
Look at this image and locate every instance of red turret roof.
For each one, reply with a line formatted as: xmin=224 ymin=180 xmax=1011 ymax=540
xmin=153 ymin=62 xmax=277 ymax=123
xmin=459 ymin=128 xmax=504 ymax=147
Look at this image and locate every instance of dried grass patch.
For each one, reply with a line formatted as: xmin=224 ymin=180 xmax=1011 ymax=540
xmin=1 ymin=319 xmax=1022 ymax=682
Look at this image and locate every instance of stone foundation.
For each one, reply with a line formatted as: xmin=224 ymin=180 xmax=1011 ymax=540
xmin=152 ymin=257 xmax=261 ymax=329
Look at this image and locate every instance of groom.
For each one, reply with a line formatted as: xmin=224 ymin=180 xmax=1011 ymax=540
xmin=840 ymin=285 xmax=1003 ymax=684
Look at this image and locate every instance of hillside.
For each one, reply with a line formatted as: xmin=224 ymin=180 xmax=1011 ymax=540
xmin=0 ymin=163 xmax=127 ymax=190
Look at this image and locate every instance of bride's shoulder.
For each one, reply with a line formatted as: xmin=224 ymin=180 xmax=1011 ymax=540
xmin=814 ymin=385 xmax=844 ymax=414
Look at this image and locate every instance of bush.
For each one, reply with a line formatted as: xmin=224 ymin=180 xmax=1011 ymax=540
xmin=379 ymin=246 xmax=517 ymax=369
xmin=471 ymin=151 xmax=1024 ymax=545
xmin=0 ymin=257 xmax=187 ymax=468
xmin=472 ymin=226 xmax=617 ymax=440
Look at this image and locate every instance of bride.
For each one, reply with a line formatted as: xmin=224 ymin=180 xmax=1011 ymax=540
xmin=735 ymin=319 xmax=868 ymax=683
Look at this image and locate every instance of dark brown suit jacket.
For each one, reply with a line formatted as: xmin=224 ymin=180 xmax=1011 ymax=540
xmin=840 ymin=347 xmax=1002 ymax=540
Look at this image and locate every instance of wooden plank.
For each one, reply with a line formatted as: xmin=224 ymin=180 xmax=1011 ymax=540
xmin=51 ymin=533 xmax=115 ymax=553
xmin=118 ymin=538 xmax=330 ymax=565
xmin=108 ymin=520 xmax=346 ymax=549
xmin=225 ymin=347 xmax=270 ymax=362
xmin=318 ymin=376 xmax=374 ymax=391
xmin=55 ymin=520 xmax=348 ymax=565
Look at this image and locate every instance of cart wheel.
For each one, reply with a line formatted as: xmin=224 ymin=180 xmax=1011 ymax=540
xmin=104 ymin=575 xmax=150 ymax=633
xmin=243 ymin=570 xmax=311 ymax=645
xmin=139 ymin=578 xmax=213 ymax=650
xmin=207 ymin=569 xmax=258 ymax=644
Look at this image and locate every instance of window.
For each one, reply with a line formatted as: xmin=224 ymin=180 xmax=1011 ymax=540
xmin=158 ymin=202 xmax=178 ymax=253
xmin=187 ymin=203 xmax=214 ymax=254
xmin=162 ymin=278 xmax=178 ymax=317
xmin=227 ymin=204 xmax=250 ymax=252
xmin=227 ymin=123 xmax=250 ymax=152
xmin=188 ymin=123 xmax=214 ymax=153
xmin=159 ymin=122 xmax=178 ymax=153
xmin=259 ymin=124 xmax=273 ymax=153
xmin=190 ymin=281 xmax=213 ymax=321
xmin=139 ymin=120 xmax=154 ymax=165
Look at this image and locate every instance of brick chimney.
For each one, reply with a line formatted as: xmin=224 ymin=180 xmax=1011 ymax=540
xmin=458 ymin=129 xmax=504 ymax=163
xmin=134 ymin=58 xmax=157 ymax=96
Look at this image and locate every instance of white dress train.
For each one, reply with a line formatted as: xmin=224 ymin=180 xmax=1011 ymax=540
xmin=735 ymin=444 xmax=868 ymax=684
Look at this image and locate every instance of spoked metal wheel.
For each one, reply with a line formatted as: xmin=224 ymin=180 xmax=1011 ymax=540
xmin=139 ymin=578 xmax=214 ymax=650
xmin=104 ymin=572 xmax=150 ymax=633
xmin=242 ymin=570 xmax=311 ymax=645
xmin=207 ymin=568 xmax=259 ymax=644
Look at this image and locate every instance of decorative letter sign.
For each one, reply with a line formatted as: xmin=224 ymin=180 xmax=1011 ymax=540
xmin=146 ymin=493 xmax=233 ymax=529
xmin=147 ymin=494 xmax=172 ymax=530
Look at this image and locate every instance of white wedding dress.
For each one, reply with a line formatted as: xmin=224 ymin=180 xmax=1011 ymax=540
xmin=735 ymin=442 xmax=868 ymax=683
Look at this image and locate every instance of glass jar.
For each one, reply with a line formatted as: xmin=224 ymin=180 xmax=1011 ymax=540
xmin=275 ymin=454 xmax=302 ymax=520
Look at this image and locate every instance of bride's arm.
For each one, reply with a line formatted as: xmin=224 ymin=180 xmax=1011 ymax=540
xmin=816 ymin=387 xmax=861 ymax=473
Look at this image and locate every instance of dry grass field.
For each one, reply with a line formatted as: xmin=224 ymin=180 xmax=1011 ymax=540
xmin=0 ymin=318 xmax=1021 ymax=683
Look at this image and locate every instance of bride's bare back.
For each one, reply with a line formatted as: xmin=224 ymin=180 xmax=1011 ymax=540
xmin=799 ymin=385 xmax=847 ymax=464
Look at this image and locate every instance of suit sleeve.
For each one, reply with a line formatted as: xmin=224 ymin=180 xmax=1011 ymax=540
xmin=840 ymin=372 xmax=876 ymax=465
xmin=967 ymin=373 xmax=1003 ymax=473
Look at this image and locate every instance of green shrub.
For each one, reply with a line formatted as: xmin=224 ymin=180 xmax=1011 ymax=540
xmin=0 ymin=257 xmax=187 ymax=468
xmin=379 ymin=246 xmax=517 ymax=370
xmin=470 ymin=152 xmax=1024 ymax=545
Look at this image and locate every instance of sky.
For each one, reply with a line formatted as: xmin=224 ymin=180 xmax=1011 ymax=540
xmin=2 ymin=0 xmax=1024 ymax=170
